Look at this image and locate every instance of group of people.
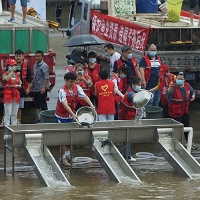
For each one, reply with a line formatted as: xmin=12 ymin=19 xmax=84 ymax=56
xmin=1 ymin=42 xmax=195 ymax=166
xmin=55 ymin=43 xmax=196 ymax=166
xmin=2 ymin=49 xmax=50 ymax=126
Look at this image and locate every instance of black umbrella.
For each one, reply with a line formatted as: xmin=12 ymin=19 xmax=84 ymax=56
xmin=63 ymin=34 xmax=105 ymax=47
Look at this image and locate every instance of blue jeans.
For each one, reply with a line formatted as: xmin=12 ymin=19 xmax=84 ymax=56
xmin=10 ymin=0 xmax=27 ymax=7
xmin=146 ymin=88 xmax=161 ymax=107
xmin=122 ymin=143 xmax=131 ymax=159
xmin=189 ymin=0 xmax=200 ymax=10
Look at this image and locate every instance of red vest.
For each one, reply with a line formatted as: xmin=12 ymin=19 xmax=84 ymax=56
xmin=2 ymin=72 xmax=20 ymax=104
xmin=111 ymin=74 xmax=122 ymax=105
xmin=95 ymin=79 xmax=115 ymax=115
xmin=159 ymin=73 xmax=175 ymax=105
xmin=116 ymin=57 xmax=137 ymax=92
xmin=22 ymin=62 xmax=28 ymax=91
xmin=76 ymin=74 xmax=91 ymax=105
xmin=144 ymin=55 xmax=162 ymax=82
xmin=65 ymin=65 xmax=76 ymax=74
xmin=55 ymin=84 xmax=78 ymax=118
xmin=118 ymin=87 xmax=136 ymax=120
xmin=168 ymin=82 xmax=190 ymax=118
xmin=88 ymin=63 xmax=101 ymax=95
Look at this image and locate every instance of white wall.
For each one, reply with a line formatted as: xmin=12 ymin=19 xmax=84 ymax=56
xmin=15 ymin=0 xmax=46 ymax=21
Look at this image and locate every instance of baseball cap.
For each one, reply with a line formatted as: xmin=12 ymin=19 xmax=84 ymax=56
xmin=159 ymin=64 xmax=169 ymax=76
xmin=6 ymin=59 xmax=16 ymax=66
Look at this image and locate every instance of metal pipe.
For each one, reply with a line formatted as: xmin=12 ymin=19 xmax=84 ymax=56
xmin=157 ymin=127 xmax=193 ymax=154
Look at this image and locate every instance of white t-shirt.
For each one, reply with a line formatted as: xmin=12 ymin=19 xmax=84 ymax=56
xmin=110 ymin=52 xmax=121 ymax=76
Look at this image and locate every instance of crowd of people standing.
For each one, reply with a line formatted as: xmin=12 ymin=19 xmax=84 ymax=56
xmin=1 ymin=43 xmax=196 ymax=166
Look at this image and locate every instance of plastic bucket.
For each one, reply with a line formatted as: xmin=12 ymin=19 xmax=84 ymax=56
xmin=144 ymin=106 xmax=163 ymax=119
xmin=167 ymin=0 xmax=183 ymax=22
xmin=136 ymin=0 xmax=158 ymax=13
xmin=40 ymin=110 xmax=56 ymax=123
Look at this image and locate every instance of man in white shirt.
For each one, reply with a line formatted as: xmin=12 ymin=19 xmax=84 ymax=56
xmin=104 ymin=43 xmax=121 ymax=77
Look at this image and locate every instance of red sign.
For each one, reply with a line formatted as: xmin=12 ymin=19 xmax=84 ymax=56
xmin=92 ymin=10 xmax=150 ymax=52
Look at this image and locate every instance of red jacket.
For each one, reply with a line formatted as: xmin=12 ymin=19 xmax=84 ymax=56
xmin=116 ymin=57 xmax=137 ymax=92
xmin=76 ymin=74 xmax=90 ymax=105
xmin=118 ymin=87 xmax=136 ymax=120
xmin=111 ymin=74 xmax=122 ymax=105
xmin=143 ymin=55 xmax=162 ymax=82
xmin=55 ymin=84 xmax=78 ymax=118
xmin=22 ymin=62 xmax=28 ymax=91
xmin=95 ymin=79 xmax=115 ymax=115
xmin=65 ymin=65 xmax=76 ymax=74
xmin=168 ymin=82 xmax=190 ymax=118
xmin=88 ymin=63 xmax=101 ymax=95
xmin=159 ymin=73 xmax=175 ymax=105
xmin=2 ymin=72 xmax=20 ymax=104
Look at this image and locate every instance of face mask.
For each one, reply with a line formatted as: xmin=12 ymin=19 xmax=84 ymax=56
xmin=135 ymin=86 xmax=141 ymax=92
xmin=120 ymin=74 xmax=126 ymax=78
xmin=89 ymin=58 xmax=96 ymax=63
xmin=176 ymin=80 xmax=184 ymax=86
xmin=105 ymin=52 xmax=110 ymax=56
xmin=76 ymin=71 xmax=84 ymax=75
xmin=149 ymin=51 xmax=157 ymax=57
xmin=70 ymin=59 xmax=75 ymax=64
xmin=9 ymin=67 xmax=13 ymax=72
xmin=127 ymin=53 xmax=132 ymax=59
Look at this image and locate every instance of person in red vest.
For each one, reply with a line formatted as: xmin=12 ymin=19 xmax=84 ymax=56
xmin=111 ymin=64 xmax=130 ymax=120
xmin=113 ymin=45 xmax=141 ymax=92
xmin=139 ymin=44 xmax=162 ymax=107
xmin=55 ymin=72 xmax=95 ymax=166
xmin=166 ymin=72 xmax=196 ymax=148
xmin=15 ymin=49 xmax=32 ymax=124
xmin=149 ymin=64 xmax=176 ymax=118
xmin=65 ymin=50 xmax=85 ymax=74
xmin=118 ymin=76 xmax=142 ymax=161
xmin=2 ymin=59 xmax=22 ymax=126
xmin=74 ymin=63 xmax=93 ymax=110
xmin=95 ymin=69 xmax=116 ymax=121
xmin=86 ymin=51 xmax=102 ymax=107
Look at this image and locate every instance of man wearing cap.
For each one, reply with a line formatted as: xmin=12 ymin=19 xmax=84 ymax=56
xmin=139 ymin=44 xmax=162 ymax=106
xmin=2 ymin=59 xmax=22 ymax=125
xmin=149 ymin=64 xmax=176 ymax=118
xmin=65 ymin=50 xmax=85 ymax=74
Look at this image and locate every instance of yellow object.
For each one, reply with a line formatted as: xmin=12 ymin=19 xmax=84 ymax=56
xmin=46 ymin=20 xmax=59 ymax=30
xmin=36 ymin=16 xmax=41 ymax=20
xmin=175 ymin=41 xmax=182 ymax=44
xmin=27 ymin=7 xmax=37 ymax=17
xmin=185 ymin=41 xmax=192 ymax=44
xmin=167 ymin=0 xmax=183 ymax=22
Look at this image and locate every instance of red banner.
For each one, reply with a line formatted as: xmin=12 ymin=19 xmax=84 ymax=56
xmin=92 ymin=10 xmax=150 ymax=52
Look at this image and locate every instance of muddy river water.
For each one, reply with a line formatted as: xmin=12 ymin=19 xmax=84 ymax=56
xmin=1 ymin=33 xmax=200 ymax=199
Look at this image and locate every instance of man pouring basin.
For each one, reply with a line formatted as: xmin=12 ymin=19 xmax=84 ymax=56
xmin=55 ymin=72 xmax=95 ymax=167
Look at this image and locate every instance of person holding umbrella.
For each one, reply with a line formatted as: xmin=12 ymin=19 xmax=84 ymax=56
xmin=65 ymin=50 xmax=85 ymax=74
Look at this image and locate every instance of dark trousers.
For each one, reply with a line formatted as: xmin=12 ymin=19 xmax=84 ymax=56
xmin=90 ymin=93 xmax=98 ymax=108
xmin=162 ymin=104 xmax=170 ymax=118
xmin=189 ymin=0 xmax=200 ymax=10
xmin=172 ymin=113 xmax=189 ymax=141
